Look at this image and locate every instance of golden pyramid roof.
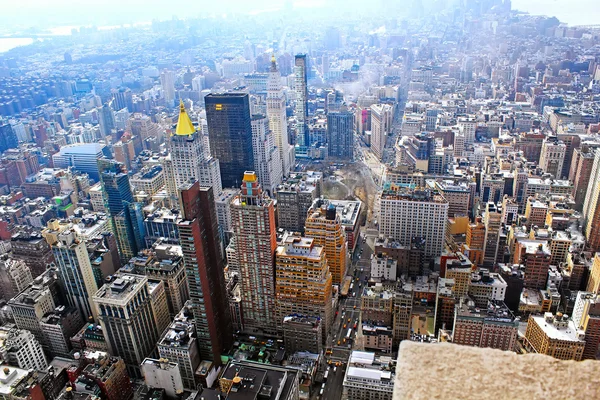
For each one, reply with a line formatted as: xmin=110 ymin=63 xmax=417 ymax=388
xmin=175 ymin=100 xmax=195 ymax=136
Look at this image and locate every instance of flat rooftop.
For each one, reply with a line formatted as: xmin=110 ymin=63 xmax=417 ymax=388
xmin=220 ymin=361 xmax=298 ymax=400
xmin=94 ymin=274 xmax=146 ymax=302
xmin=456 ymin=300 xmax=516 ymax=323
xmin=329 ymin=199 xmax=362 ymax=227
xmin=530 ymin=315 xmax=584 ymax=343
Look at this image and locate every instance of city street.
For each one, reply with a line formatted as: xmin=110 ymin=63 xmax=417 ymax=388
xmin=320 ymin=230 xmax=375 ymax=399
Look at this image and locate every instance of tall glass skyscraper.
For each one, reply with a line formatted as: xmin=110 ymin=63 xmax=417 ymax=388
xmin=294 ymin=54 xmax=309 ymax=148
xmin=205 ymin=93 xmax=254 ymax=188
xmin=98 ymin=159 xmax=145 ymax=262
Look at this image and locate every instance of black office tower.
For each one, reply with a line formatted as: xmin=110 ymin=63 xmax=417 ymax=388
xmin=205 ymin=93 xmax=254 ymax=188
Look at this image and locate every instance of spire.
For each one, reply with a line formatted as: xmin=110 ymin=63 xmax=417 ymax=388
xmin=270 ymin=53 xmax=277 ymax=72
xmin=175 ymin=100 xmax=196 ymax=136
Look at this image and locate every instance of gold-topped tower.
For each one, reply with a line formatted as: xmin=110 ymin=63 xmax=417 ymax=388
xmin=175 ymin=100 xmax=196 ymax=136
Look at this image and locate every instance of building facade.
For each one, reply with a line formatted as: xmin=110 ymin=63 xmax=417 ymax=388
xmin=170 ymin=101 xmax=223 ymax=197
xmin=267 ymin=56 xmax=294 ymax=176
xmin=43 ymin=222 xmax=98 ymax=321
xmin=93 ymin=274 xmax=165 ymax=377
xmin=231 ymin=172 xmax=278 ymax=336
xmin=379 ymin=185 xmax=448 ymax=260
xmin=524 ymin=313 xmax=585 ymax=361
xmin=178 ymin=182 xmax=232 ymax=364
xmin=305 ymin=199 xmax=348 ymax=286
xmin=251 ymin=114 xmax=283 ymax=196
xmin=275 ymin=234 xmax=333 ymax=338
xmin=327 ymin=111 xmax=354 ymax=160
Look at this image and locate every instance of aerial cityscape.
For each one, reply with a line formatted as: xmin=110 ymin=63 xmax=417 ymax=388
xmin=0 ymin=0 xmax=599 ymax=399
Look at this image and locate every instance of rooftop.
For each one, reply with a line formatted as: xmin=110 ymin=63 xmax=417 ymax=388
xmin=344 ymin=350 xmax=395 ymax=387
xmin=328 ymin=199 xmax=362 ymax=226
xmin=219 ymin=361 xmax=298 ymax=400
xmin=0 ymin=366 xmax=29 ymax=396
xmin=158 ymin=302 xmax=195 ymax=349
xmin=530 ymin=314 xmax=584 ymax=343
xmin=277 ymin=234 xmax=323 ymax=259
xmin=381 ymin=185 xmax=446 ymax=204
xmin=456 ymin=300 xmax=516 ymax=324
xmin=94 ymin=273 xmax=147 ymax=302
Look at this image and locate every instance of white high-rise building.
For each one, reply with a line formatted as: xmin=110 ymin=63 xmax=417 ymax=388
xmin=0 ymin=327 xmax=47 ymax=370
xmin=294 ymin=54 xmax=309 ymax=148
xmin=458 ymin=117 xmax=476 ymax=145
xmin=539 ymin=137 xmax=566 ymax=179
xmin=94 ymin=273 xmax=168 ymax=378
xmin=379 ymin=185 xmax=448 ymax=260
xmin=583 ymin=148 xmax=600 ymax=246
xmin=251 ymin=114 xmax=283 ymax=196
xmin=170 ymin=102 xmax=223 ymax=197
xmin=43 ymin=223 xmax=98 ymax=321
xmin=192 ymin=75 xmax=205 ymax=92
xmin=371 ymin=104 xmax=393 ymax=160
xmin=267 ymin=56 xmax=294 ymax=175
xmin=160 ymin=70 xmax=176 ymax=107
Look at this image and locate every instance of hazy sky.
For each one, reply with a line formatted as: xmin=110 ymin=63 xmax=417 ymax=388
xmin=512 ymin=0 xmax=600 ymax=26
xmin=0 ymin=0 xmax=598 ymax=31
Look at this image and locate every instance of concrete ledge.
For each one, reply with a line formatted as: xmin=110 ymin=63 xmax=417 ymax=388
xmin=394 ymin=342 xmax=600 ymax=399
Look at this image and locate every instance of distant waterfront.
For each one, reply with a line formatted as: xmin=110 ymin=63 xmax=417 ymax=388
xmin=512 ymin=0 xmax=600 ymax=26
xmin=0 ymin=38 xmax=34 ymax=53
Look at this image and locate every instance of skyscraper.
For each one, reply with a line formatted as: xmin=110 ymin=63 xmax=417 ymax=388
xmin=294 ymin=54 xmax=309 ymax=148
xmin=0 ymin=123 xmax=19 ymax=153
xmin=231 ymin=172 xmax=278 ymax=335
xmin=327 ymin=111 xmax=354 ymax=160
xmin=572 ymin=292 xmax=600 ymax=360
xmin=0 ymin=327 xmax=47 ymax=371
xmin=251 ymin=114 xmax=283 ymax=196
xmin=205 ymin=93 xmax=254 ymax=188
xmin=178 ymin=181 xmax=232 ymax=364
xmin=0 ymin=256 xmax=33 ymax=301
xmin=583 ymin=149 xmax=600 ymax=251
xmin=170 ymin=101 xmax=223 ymax=197
xmin=305 ymin=199 xmax=348 ymax=286
xmin=275 ymin=233 xmax=333 ymax=339
xmin=111 ymin=88 xmax=133 ymax=112
xmin=94 ymin=273 xmax=167 ymax=377
xmin=267 ymin=55 xmax=294 ymax=176
xmin=98 ymin=159 xmax=145 ymax=263
xmin=371 ymin=104 xmax=393 ymax=160
xmin=483 ymin=202 xmax=502 ymax=267
xmin=98 ymin=103 xmax=116 ymax=137
xmin=98 ymin=159 xmax=134 ymax=216
xmin=160 ymin=69 xmax=176 ymax=107
xmin=42 ymin=222 xmax=98 ymax=322
xmin=379 ymin=185 xmax=448 ymax=261
xmin=275 ymin=171 xmax=322 ymax=233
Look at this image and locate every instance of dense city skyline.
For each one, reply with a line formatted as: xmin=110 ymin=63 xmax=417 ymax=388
xmin=0 ymin=0 xmax=598 ymax=399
